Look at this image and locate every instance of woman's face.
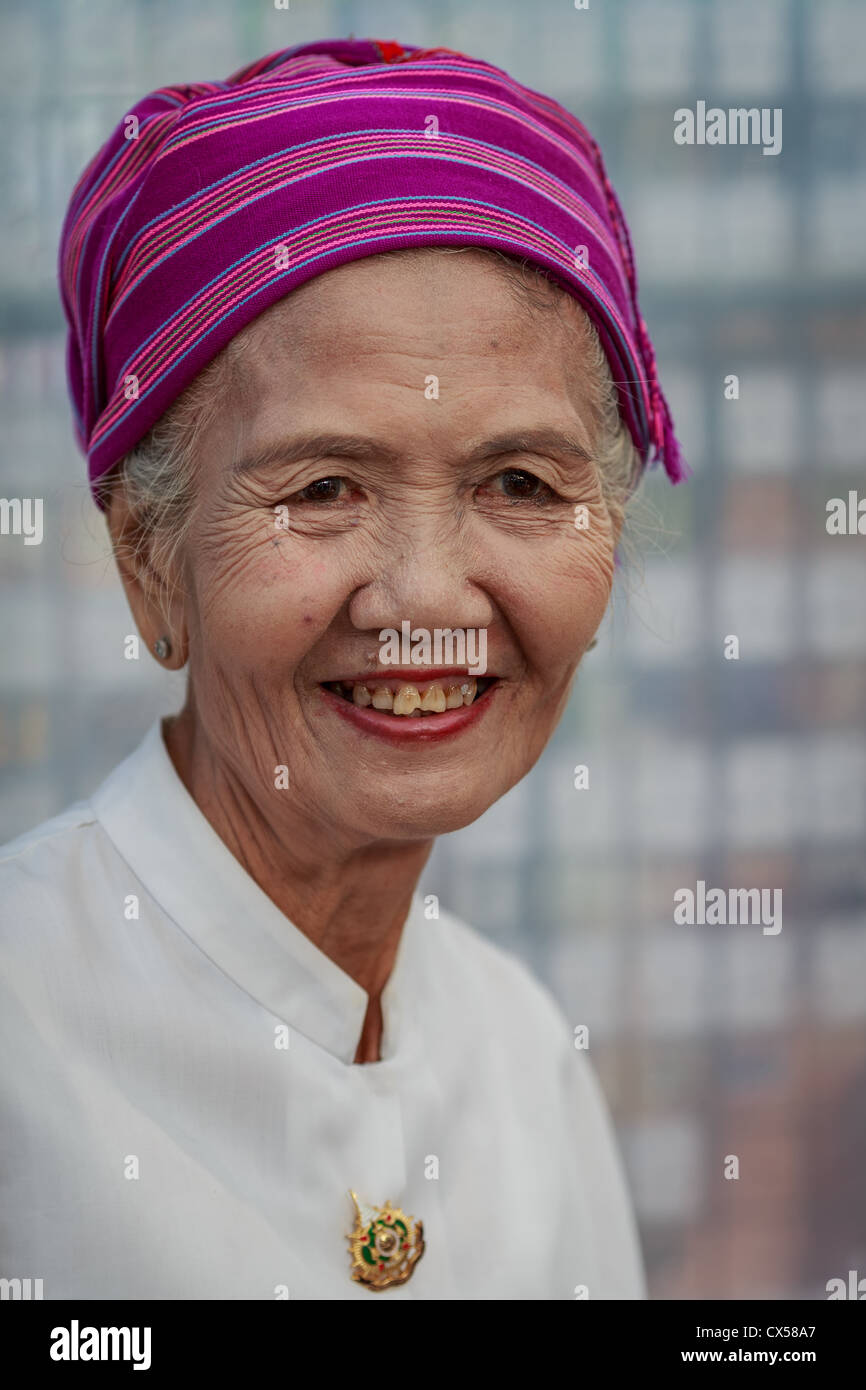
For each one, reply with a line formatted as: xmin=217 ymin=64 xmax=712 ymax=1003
xmin=166 ymin=253 xmax=621 ymax=844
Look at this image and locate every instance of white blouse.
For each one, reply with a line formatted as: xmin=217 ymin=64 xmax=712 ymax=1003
xmin=0 ymin=719 xmax=645 ymax=1300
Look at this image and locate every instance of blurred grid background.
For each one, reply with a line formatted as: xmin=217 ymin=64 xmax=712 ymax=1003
xmin=1 ymin=0 xmax=865 ymax=1299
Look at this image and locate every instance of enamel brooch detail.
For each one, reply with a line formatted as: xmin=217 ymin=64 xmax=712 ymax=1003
xmin=347 ymin=1190 xmax=425 ymax=1290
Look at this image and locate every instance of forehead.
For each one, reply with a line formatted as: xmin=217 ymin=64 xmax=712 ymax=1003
xmin=234 ymin=252 xmax=592 ymax=389
xmin=201 ymin=254 xmax=605 ymax=481
xmin=189 ymin=254 xmax=604 ymax=495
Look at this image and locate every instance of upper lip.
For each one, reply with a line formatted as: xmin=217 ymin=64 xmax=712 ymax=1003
xmin=322 ymin=669 xmax=497 ymax=683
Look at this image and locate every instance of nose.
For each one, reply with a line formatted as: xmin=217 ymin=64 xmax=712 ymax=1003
xmin=347 ymin=516 xmax=495 ymax=638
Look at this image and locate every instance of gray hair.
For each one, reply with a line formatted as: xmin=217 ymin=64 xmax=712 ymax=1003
xmin=107 ymin=245 xmax=645 ymax=601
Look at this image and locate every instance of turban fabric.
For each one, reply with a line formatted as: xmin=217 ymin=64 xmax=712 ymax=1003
xmin=59 ymin=36 xmax=686 ymax=507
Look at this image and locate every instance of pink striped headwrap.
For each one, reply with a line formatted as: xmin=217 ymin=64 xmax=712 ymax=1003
xmin=59 ymin=36 xmax=686 ymax=507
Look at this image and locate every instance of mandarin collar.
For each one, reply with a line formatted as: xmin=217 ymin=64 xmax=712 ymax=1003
xmin=90 ymin=719 xmax=421 ymax=1065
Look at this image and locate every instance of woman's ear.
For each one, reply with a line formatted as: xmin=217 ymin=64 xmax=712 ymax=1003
xmin=104 ymin=479 xmax=189 ymax=669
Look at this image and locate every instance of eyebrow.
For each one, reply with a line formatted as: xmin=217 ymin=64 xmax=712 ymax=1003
xmin=230 ymin=427 xmax=594 ymax=478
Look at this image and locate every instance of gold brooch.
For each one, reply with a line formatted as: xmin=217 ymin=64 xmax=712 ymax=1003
xmin=347 ymin=1190 xmax=425 ymax=1290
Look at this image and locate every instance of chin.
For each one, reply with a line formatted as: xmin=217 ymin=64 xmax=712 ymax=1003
xmin=353 ymin=785 xmax=510 ymax=842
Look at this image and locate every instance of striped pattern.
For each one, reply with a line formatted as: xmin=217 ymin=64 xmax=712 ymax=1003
xmin=58 ymin=37 xmax=685 ymax=504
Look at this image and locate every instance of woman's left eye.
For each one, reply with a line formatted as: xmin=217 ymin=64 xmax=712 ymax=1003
xmin=484 ymin=468 xmax=557 ymax=504
xmin=296 ymin=476 xmax=348 ymax=502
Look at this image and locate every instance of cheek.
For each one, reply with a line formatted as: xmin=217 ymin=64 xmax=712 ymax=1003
xmin=570 ymin=535 xmax=617 ymax=620
xmin=499 ymin=527 xmax=616 ymax=672
xmin=187 ymin=527 xmax=349 ymax=676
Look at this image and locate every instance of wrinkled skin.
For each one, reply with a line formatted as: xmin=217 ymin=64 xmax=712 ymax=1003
xmin=109 ymin=251 xmax=622 ymax=1059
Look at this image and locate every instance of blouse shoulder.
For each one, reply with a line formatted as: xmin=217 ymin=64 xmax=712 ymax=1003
xmin=428 ymin=901 xmax=572 ymax=1055
xmin=0 ymin=798 xmax=99 ymax=868
xmin=0 ymin=796 xmax=111 ymax=958
xmin=425 ymin=902 xmax=646 ymax=1297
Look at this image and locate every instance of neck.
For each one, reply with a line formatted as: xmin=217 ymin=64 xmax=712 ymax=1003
xmin=162 ymin=710 xmax=433 ymax=1062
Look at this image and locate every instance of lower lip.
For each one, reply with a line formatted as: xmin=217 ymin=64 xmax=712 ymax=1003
xmin=319 ymin=682 xmax=499 ymax=743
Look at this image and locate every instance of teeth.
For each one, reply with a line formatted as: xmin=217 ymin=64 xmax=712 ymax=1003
xmin=334 ymin=677 xmax=489 ymax=716
xmin=420 ymin=685 xmax=447 ymax=713
xmin=392 ymin=685 xmax=421 ymax=716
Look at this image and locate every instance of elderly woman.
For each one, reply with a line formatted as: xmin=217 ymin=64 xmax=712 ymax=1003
xmin=0 ymin=38 xmax=683 ymax=1299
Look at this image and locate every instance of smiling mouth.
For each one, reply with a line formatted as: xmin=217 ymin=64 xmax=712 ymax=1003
xmin=322 ymin=675 xmax=496 ymax=716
